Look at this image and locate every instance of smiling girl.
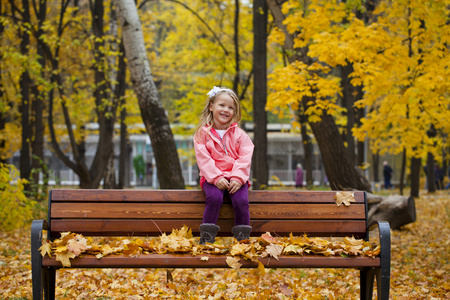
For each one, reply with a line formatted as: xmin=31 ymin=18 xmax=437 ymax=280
xmin=194 ymin=86 xmax=254 ymax=244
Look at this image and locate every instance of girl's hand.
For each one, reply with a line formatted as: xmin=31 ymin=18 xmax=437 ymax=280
xmin=216 ymin=178 xmax=230 ymax=190
xmin=228 ymin=180 xmax=242 ymax=194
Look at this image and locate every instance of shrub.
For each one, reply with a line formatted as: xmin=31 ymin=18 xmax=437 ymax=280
xmin=0 ymin=163 xmax=36 ymax=231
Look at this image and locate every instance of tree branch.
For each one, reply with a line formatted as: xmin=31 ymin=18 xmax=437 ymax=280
xmin=139 ymin=0 xmax=229 ymax=56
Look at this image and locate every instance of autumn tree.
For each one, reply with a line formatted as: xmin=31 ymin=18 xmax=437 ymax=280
xmin=309 ymin=0 xmax=450 ymax=196
xmin=147 ymin=1 xmax=254 ymax=124
xmin=0 ymin=0 xmax=138 ymax=189
xmin=0 ymin=0 xmax=47 ymax=194
xmin=114 ymin=0 xmax=185 ymax=189
xmin=266 ymin=0 xmax=372 ymax=191
xmin=267 ymin=0 xmax=450 ymax=196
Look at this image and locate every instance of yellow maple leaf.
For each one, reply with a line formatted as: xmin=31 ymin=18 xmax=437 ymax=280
xmin=54 ymin=245 xmax=68 ymax=253
xmin=55 ymin=251 xmax=76 ymax=267
xmin=344 ymin=236 xmax=363 ymax=246
xmin=230 ymin=243 xmax=252 ymax=256
xmin=264 ymin=244 xmax=283 ymax=260
xmin=226 ymin=256 xmax=242 ymax=269
xmin=135 ymin=238 xmax=144 ymax=246
xmin=38 ymin=243 xmax=52 ymax=258
xmin=122 ymin=242 xmax=141 ymax=257
xmin=283 ymin=244 xmax=304 ymax=255
xmin=100 ymin=244 xmax=115 ymax=256
xmin=317 ymin=248 xmax=335 ymax=256
xmin=334 ymin=191 xmax=356 ymax=207
xmin=200 ymin=256 xmax=209 ymax=261
xmin=257 ymin=261 xmax=266 ymax=276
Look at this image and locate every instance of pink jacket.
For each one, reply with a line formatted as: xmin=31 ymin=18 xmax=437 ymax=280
xmin=194 ymin=123 xmax=254 ymax=187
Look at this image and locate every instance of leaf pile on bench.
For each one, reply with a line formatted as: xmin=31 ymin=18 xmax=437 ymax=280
xmin=39 ymin=225 xmax=380 ymax=268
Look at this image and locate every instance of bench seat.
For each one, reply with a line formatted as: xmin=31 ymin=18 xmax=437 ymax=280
xmin=31 ymin=189 xmax=390 ymax=300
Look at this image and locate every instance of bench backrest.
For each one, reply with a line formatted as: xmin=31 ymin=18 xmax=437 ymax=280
xmin=48 ymin=189 xmax=368 ymax=239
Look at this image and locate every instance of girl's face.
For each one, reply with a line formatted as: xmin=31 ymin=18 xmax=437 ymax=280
xmin=209 ymin=94 xmax=236 ymax=129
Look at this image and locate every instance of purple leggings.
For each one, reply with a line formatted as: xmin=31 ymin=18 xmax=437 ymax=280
xmin=202 ymin=181 xmax=250 ymax=226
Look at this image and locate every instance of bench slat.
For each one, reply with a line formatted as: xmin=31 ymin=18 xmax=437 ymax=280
xmin=42 ymin=253 xmax=380 ymax=269
xmin=50 ymin=189 xmax=365 ymax=203
xmin=51 ymin=203 xmax=366 ymax=220
xmin=49 ymin=219 xmax=368 ymax=238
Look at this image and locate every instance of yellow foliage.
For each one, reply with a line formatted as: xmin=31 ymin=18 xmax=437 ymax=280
xmin=0 ymin=123 xmax=21 ymax=160
xmin=268 ymin=0 xmax=450 ymax=158
xmin=0 ymin=163 xmax=35 ymax=232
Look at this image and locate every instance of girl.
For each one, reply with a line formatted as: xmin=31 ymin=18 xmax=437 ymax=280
xmin=194 ymin=86 xmax=254 ymax=244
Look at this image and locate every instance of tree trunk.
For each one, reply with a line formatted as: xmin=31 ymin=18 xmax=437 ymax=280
xmin=399 ymin=148 xmax=406 ymax=195
xmin=0 ymin=2 xmax=5 ymax=164
xmin=116 ymin=41 xmax=130 ymax=189
xmin=299 ymin=111 xmax=313 ymax=187
xmin=304 ymin=100 xmax=371 ymax=192
xmin=426 ymin=152 xmax=436 ymax=192
xmin=410 ymin=156 xmax=421 ymax=198
xmin=341 ymin=64 xmax=356 ymax=164
xmin=267 ymin=0 xmax=371 ymax=192
xmin=115 ymin=0 xmax=185 ymax=189
xmin=119 ymin=113 xmax=132 ymax=188
xmin=251 ymin=0 xmax=268 ymax=190
xmin=103 ymin=148 xmax=116 ymax=189
xmin=368 ymin=194 xmax=416 ymax=230
xmin=233 ymin=0 xmax=240 ymax=93
xmin=356 ymin=87 xmax=365 ymax=168
xmin=89 ymin=0 xmax=118 ymax=188
xmin=19 ymin=0 xmax=31 ymax=189
xmin=41 ymin=1 xmax=116 ymax=189
xmin=372 ymin=152 xmax=380 ymax=182
xmin=31 ymin=0 xmax=48 ymax=199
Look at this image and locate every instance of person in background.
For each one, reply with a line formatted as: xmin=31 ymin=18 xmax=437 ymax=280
xmin=383 ymin=161 xmax=393 ymax=189
xmin=194 ymin=86 xmax=254 ymax=245
xmin=435 ymin=164 xmax=444 ymax=190
xmin=445 ymin=165 xmax=450 ymax=190
xmin=295 ymin=163 xmax=304 ymax=188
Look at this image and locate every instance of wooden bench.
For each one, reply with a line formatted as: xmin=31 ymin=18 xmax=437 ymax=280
xmin=31 ymin=189 xmax=390 ymax=300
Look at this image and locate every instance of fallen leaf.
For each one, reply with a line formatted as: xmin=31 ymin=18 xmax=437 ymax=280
xmin=226 ymin=256 xmax=242 ymax=269
xmin=334 ymin=191 xmax=356 ymax=207
xmin=257 ymin=261 xmax=266 ymax=276
xmin=261 ymin=232 xmax=279 ymax=244
xmin=55 ymin=251 xmax=76 ymax=267
xmin=264 ymin=244 xmax=283 ymax=260
xmin=38 ymin=243 xmax=52 ymax=258
xmin=67 ymin=234 xmax=88 ymax=256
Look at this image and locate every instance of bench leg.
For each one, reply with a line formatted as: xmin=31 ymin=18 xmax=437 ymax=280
xmin=361 ymin=267 xmax=390 ymax=300
xmin=360 ymin=267 xmax=376 ymax=300
xmin=32 ymin=266 xmax=45 ymax=300
xmin=43 ymin=268 xmax=56 ymax=300
xmin=375 ymin=267 xmax=390 ymax=300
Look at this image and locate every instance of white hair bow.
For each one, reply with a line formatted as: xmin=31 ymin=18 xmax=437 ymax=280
xmin=207 ymin=86 xmax=224 ymax=98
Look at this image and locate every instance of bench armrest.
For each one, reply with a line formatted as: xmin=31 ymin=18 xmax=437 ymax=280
xmin=368 ymin=221 xmax=391 ymax=279
xmin=31 ymin=220 xmax=48 ymax=268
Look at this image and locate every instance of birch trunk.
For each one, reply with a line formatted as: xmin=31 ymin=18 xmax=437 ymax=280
xmin=114 ymin=0 xmax=184 ymax=189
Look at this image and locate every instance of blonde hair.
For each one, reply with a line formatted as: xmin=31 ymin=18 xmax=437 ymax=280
xmin=194 ymin=88 xmax=241 ymax=139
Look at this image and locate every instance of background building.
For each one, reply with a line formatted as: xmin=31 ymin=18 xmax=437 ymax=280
xmin=10 ymin=123 xmax=328 ymax=187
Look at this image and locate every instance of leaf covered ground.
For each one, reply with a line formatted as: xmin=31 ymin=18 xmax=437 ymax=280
xmin=1 ymin=192 xmax=449 ymax=299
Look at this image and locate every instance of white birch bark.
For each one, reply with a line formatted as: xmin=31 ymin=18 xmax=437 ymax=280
xmin=114 ymin=0 xmax=185 ymax=188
